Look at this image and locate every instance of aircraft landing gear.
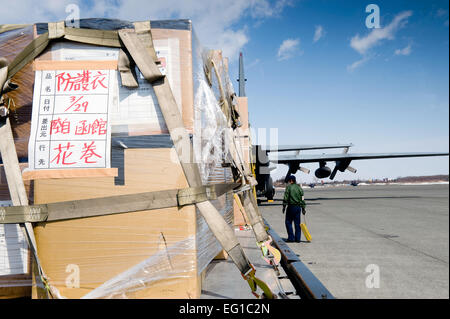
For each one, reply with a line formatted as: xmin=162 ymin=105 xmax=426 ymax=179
xmin=265 ymin=177 xmax=275 ymax=201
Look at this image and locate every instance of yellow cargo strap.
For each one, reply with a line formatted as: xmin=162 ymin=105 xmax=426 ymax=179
xmin=205 ymin=51 xmax=241 ymax=129
xmin=118 ymin=24 xmax=274 ymax=298
xmin=233 ymin=193 xmax=249 ymax=225
xmin=239 ymin=190 xmax=280 ymax=267
xmin=63 ymin=24 xmax=122 ymax=47
xmin=0 ymin=182 xmax=239 ymax=224
xmin=118 ymin=30 xmax=164 ymax=84
xmin=207 ymin=54 xmax=280 ymax=267
xmin=6 ymin=22 xmax=122 ymax=82
xmin=208 ymin=48 xmax=282 ymax=270
xmin=47 ymin=21 xmax=65 ymax=39
xmin=118 ymin=48 xmax=138 ymax=88
xmin=0 ymin=63 xmax=52 ymax=297
xmin=6 ymin=32 xmax=51 ymax=81
xmin=241 ymin=264 xmax=275 ymax=299
xmin=238 ymin=190 xmax=268 ymax=241
xmin=257 ymin=237 xmax=282 ymax=266
xmin=210 ymin=57 xmax=230 ymax=122
xmin=0 ymin=24 xmax=31 ymax=34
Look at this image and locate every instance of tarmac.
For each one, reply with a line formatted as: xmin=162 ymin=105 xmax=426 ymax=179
xmin=259 ymin=183 xmax=449 ymax=298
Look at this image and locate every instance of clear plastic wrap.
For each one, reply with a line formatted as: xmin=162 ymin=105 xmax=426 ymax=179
xmin=196 ymin=165 xmax=234 ymax=274
xmin=191 ymin=30 xmax=236 ymax=275
xmin=1 ymin=19 xmax=237 ymax=299
xmin=192 ymin=32 xmax=228 ymax=184
xmin=0 ymin=25 xmax=35 ymax=294
xmin=0 ymin=26 xmax=35 ymax=166
xmin=82 ymin=235 xmax=197 ymax=299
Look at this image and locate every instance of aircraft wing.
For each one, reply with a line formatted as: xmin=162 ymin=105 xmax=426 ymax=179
xmin=274 ymin=152 xmax=449 ymax=164
xmin=262 ymin=144 xmax=353 ymax=152
xmin=272 ymin=151 xmax=449 ymax=180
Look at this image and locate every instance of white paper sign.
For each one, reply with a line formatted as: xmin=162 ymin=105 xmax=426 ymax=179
xmin=28 ymin=69 xmax=116 ymax=170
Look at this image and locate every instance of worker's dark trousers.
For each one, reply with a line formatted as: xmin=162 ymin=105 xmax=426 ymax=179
xmin=285 ymin=205 xmax=302 ymax=242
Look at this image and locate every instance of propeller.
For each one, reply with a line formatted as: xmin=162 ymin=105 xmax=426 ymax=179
xmin=329 ymin=147 xmax=357 ymax=180
xmin=284 ymin=161 xmax=310 ymax=182
xmin=330 ymin=164 xmax=339 ymax=180
xmin=299 ymin=166 xmax=310 ymax=174
xmin=346 ymin=166 xmax=357 ymax=173
xmin=330 ymin=159 xmax=355 ymax=180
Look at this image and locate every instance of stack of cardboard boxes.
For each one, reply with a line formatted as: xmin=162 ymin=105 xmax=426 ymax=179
xmin=0 ymin=19 xmax=238 ymax=299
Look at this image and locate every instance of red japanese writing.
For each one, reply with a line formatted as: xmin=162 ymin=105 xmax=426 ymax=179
xmin=75 ymin=119 xmax=107 ymax=136
xmin=50 ymin=118 xmax=70 ymax=135
xmin=80 ymin=141 xmax=102 ymax=164
xmin=50 ymin=141 xmax=103 ymax=166
xmin=49 ymin=118 xmax=107 ymax=136
xmin=51 ymin=142 xmax=76 ymax=165
xmin=56 ymin=70 xmax=108 ymax=92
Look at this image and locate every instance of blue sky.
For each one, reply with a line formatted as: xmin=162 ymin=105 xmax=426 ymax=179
xmin=230 ymin=0 xmax=449 ymax=182
xmin=1 ymin=0 xmax=448 ymax=182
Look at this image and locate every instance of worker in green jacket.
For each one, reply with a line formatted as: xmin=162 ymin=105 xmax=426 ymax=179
xmin=282 ymin=175 xmax=306 ymax=242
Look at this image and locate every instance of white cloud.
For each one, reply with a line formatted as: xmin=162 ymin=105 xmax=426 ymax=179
xmin=313 ymin=25 xmax=324 ymax=43
xmin=394 ymin=44 xmax=412 ymax=56
xmin=0 ymin=0 xmax=75 ymax=24
xmin=247 ymin=58 xmax=261 ymax=69
xmin=0 ymin=0 xmax=292 ymax=61
xmin=113 ymin=0 xmax=294 ymax=60
xmin=277 ymin=38 xmax=300 ymax=61
xmin=436 ymin=8 xmax=448 ymax=18
xmin=347 ymin=11 xmax=412 ymax=71
xmin=435 ymin=8 xmax=449 ymax=27
xmin=212 ymin=28 xmax=249 ymax=61
xmin=250 ymin=0 xmax=294 ymax=19
xmin=350 ymin=10 xmax=413 ymax=55
xmin=347 ymin=56 xmax=371 ymax=72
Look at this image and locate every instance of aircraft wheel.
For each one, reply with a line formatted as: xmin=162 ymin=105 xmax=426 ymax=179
xmin=266 ymin=177 xmax=275 ymax=200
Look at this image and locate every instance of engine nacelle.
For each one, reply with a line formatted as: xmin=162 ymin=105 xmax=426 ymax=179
xmin=315 ymin=166 xmax=332 ymax=179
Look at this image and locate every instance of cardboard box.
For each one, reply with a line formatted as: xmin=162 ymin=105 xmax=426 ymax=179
xmin=33 ymin=148 xmax=201 ymax=299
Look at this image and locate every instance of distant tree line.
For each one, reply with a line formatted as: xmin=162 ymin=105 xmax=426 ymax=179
xmin=273 ymin=175 xmax=449 ymax=187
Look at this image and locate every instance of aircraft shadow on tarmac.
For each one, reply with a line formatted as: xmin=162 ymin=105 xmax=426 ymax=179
xmin=258 ymin=198 xmax=321 ymax=206
xmin=257 ymin=196 xmax=421 ymax=206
